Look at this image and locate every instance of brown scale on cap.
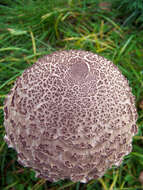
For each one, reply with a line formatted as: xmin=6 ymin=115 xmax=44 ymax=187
xmin=3 ymin=50 xmax=138 ymax=183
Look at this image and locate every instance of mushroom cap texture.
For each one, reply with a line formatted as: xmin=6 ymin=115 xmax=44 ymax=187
xmin=4 ymin=50 xmax=138 ymax=183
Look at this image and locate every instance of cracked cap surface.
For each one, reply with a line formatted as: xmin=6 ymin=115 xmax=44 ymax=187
xmin=4 ymin=50 xmax=138 ymax=183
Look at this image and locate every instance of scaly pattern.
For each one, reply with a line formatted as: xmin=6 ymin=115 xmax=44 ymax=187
xmin=3 ymin=50 xmax=138 ymax=183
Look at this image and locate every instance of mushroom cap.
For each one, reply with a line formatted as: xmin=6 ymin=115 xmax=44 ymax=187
xmin=3 ymin=50 xmax=138 ymax=183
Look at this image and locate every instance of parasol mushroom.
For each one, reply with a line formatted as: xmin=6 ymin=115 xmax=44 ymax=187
xmin=3 ymin=50 xmax=138 ymax=183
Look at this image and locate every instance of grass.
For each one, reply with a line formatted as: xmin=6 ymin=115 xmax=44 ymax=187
xmin=0 ymin=0 xmax=143 ymax=189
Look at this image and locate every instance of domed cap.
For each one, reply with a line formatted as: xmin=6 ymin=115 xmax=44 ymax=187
xmin=3 ymin=50 xmax=138 ymax=183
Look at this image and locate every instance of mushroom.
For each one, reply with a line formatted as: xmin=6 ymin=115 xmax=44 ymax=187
xmin=3 ymin=50 xmax=138 ymax=183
